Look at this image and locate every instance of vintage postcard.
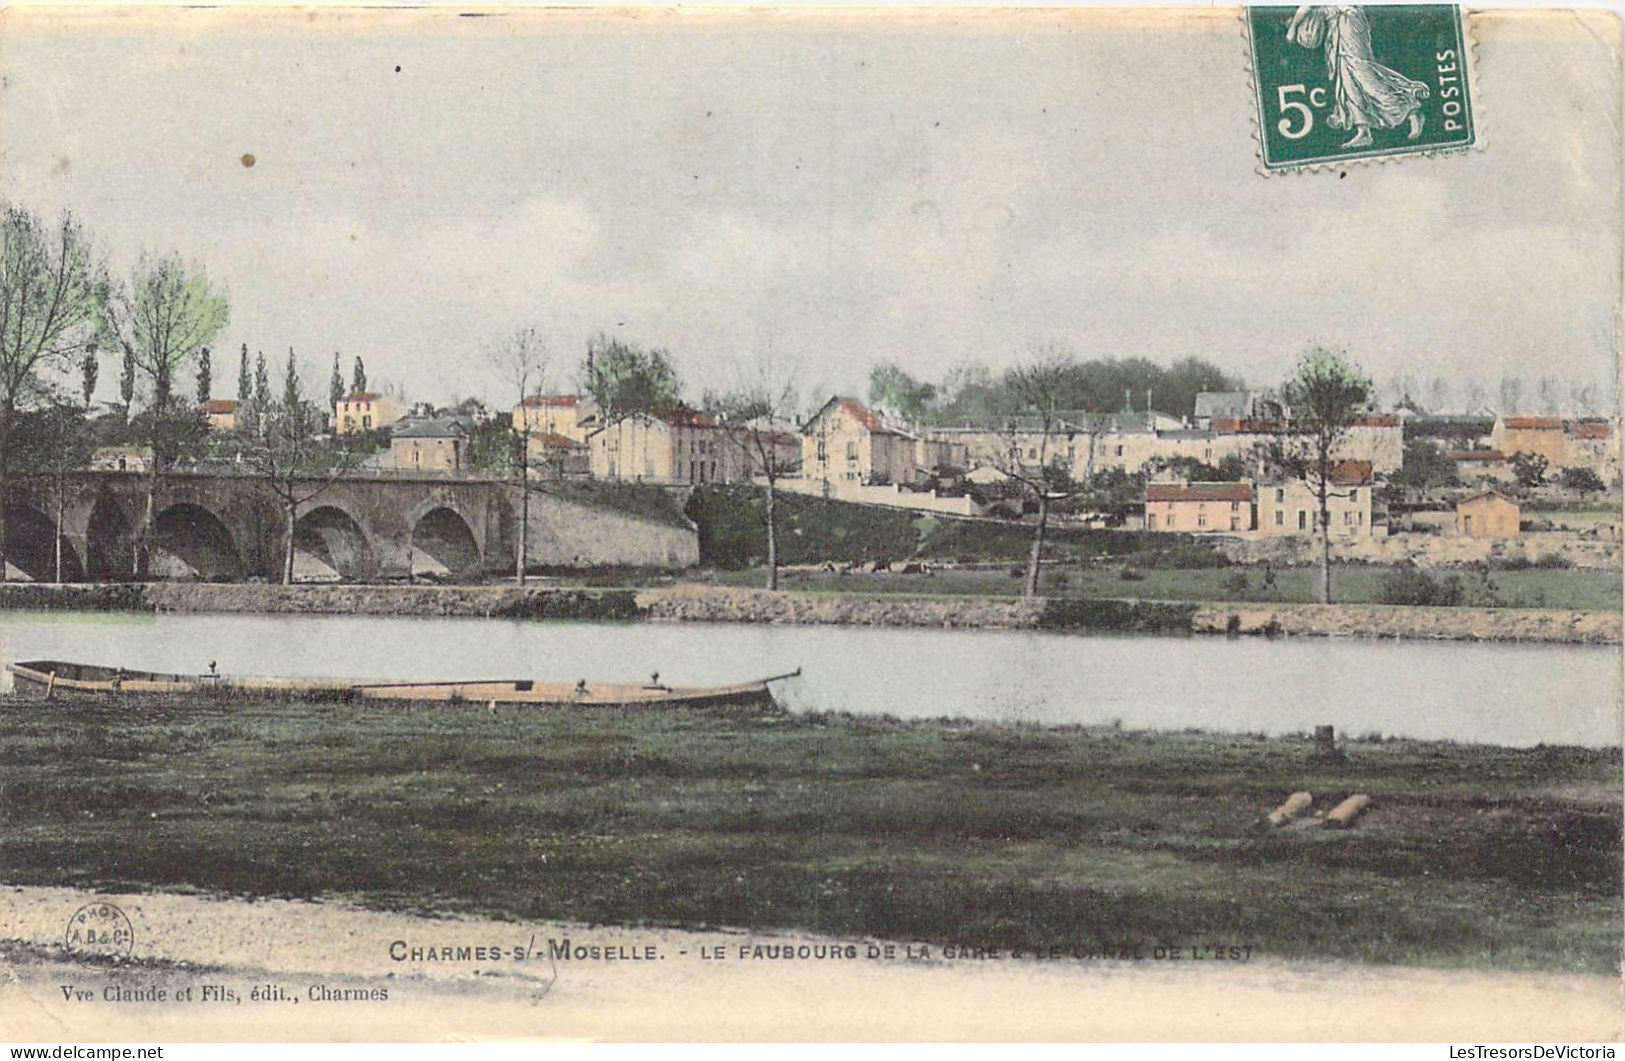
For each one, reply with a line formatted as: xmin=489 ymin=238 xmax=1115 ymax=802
xmin=0 ymin=3 xmax=1619 ymax=1045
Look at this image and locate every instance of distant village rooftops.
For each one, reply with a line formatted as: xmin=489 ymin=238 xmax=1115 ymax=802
xmin=391 ymin=415 xmax=469 ymax=439
xmin=1326 ymin=459 xmax=1374 ymax=486
xmin=1500 ymin=416 xmax=1563 ymax=430
xmin=518 ymin=394 xmax=584 ymax=408
xmin=200 ymin=399 xmax=238 ymax=414
xmin=343 ymin=391 xmax=382 ymax=403
xmin=1449 ymin=449 xmax=1508 ymax=463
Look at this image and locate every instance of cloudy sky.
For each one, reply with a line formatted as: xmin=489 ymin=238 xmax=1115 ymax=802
xmin=0 ymin=6 xmax=1618 ymax=411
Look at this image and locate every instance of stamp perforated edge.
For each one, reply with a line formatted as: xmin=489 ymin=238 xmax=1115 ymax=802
xmin=1242 ymin=4 xmax=1488 ymax=177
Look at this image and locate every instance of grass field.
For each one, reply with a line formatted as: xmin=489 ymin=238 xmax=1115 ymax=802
xmin=2 ymin=696 xmax=1618 ymax=973
xmin=711 ymin=563 xmax=1625 ymax=611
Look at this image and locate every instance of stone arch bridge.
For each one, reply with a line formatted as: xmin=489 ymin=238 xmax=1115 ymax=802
xmin=3 ymin=471 xmax=697 ymax=582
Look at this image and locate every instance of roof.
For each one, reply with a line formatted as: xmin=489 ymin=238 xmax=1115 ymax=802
xmin=342 ymin=391 xmax=381 ymax=403
xmin=1194 ymin=392 xmax=1252 ymax=420
xmin=1327 ymin=459 xmax=1373 ymax=486
xmin=1350 ymin=415 xmax=1399 ymax=428
xmin=1145 ymin=482 xmax=1253 ymax=503
xmin=1501 ymin=416 xmax=1562 ymax=430
xmin=391 ymin=417 xmax=468 ymax=439
xmin=535 ymin=432 xmax=582 ymax=450
xmin=1449 ymin=449 xmax=1508 ymax=463
xmin=806 ymin=396 xmax=912 ymax=437
xmin=1568 ymin=421 xmax=1612 ymax=439
xmin=200 ymin=399 xmax=237 ymax=414
xmin=1211 ymin=418 xmax=1287 ymax=434
xmin=1458 ymin=490 xmax=1518 ymax=508
xmin=518 ymin=394 xmax=584 ymax=408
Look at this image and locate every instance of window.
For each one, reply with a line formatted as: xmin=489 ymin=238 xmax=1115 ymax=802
xmin=1147 ymin=514 xmax=1157 ymax=529
xmin=1231 ymin=501 xmax=1240 ymax=511
xmin=1230 ymin=516 xmax=1241 ymax=531
xmin=1274 ymin=511 xmax=1283 ymax=526
xmin=846 ymin=441 xmax=858 ymax=461
xmin=363 ymin=415 xmax=372 ymax=429
xmin=1197 ymin=511 xmax=1207 ymax=527
xmin=817 ymin=439 xmax=827 ymax=461
xmin=1027 ymin=448 xmax=1037 ymax=460
xmin=1114 ymin=445 xmax=1124 ymax=457
xmin=1464 ymin=514 xmax=1474 ymax=533
xmin=1275 ymin=488 xmax=1285 ymax=502
xmin=1298 ymin=510 xmax=1307 ymax=530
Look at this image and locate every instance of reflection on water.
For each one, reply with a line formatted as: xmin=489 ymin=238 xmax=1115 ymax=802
xmin=0 ymin=610 xmax=1618 ymax=748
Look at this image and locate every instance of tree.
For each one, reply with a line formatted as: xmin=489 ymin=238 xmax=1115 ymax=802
xmin=1510 ymin=451 xmax=1549 ymax=490
xmin=996 ymin=343 xmax=1077 ymax=600
xmin=80 ymin=345 xmax=99 ymax=409
xmin=1279 ymin=347 xmax=1373 ymax=604
xmin=0 ymin=206 xmax=104 ymax=584
xmin=242 ymin=352 xmax=366 ymax=585
xmin=352 ymin=355 xmax=367 ymax=395
xmin=868 ymin=361 xmax=937 ymax=420
xmin=195 ymin=346 xmax=212 ymax=406
xmin=1391 ymin=438 xmax=1460 ymax=491
xmin=581 ymin=334 xmax=682 ymax=425
xmin=119 ymin=344 xmax=135 ymax=418
xmin=1560 ymin=466 xmax=1605 ymax=499
xmin=329 ymin=352 xmax=344 ymax=412
xmin=237 ymin=344 xmax=252 ymax=402
xmin=253 ymin=350 xmax=271 ymax=434
xmin=9 ymin=400 xmax=97 ymax=582
xmin=100 ymin=252 xmax=229 ymax=577
xmin=708 ymin=343 xmax=801 ymax=591
xmin=489 ymin=326 xmax=548 ymax=584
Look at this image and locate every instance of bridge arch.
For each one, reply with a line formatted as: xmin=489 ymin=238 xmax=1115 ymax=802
xmin=152 ymin=502 xmax=242 ymax=582
xmin=3 ymin=503 xmax=84 ymax=582
xmin=409 ymin=505 xmax=481 ymax=579
xmin=85 ymin=495 xmax=139 ymax=581
xmin=292 ymin=505 xmax=376 ymax=582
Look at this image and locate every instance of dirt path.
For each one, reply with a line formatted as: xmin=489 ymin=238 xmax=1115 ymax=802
xmin=1 ymin=885 xmax=1618 ymax=1041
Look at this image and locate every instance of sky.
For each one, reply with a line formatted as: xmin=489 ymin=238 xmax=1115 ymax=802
xmin=0 ymin=6 xmax=1619 ymax=413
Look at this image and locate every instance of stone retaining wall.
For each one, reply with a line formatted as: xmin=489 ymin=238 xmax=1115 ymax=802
xmin=1192 ymin=603 xmax=1621 ymax=644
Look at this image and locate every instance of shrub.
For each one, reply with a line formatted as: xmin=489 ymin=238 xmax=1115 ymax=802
xmin=1119 ymin=567 xmax=1144 ymax=582
xmin=1378 ymin=567 xmax=1465 ymax=607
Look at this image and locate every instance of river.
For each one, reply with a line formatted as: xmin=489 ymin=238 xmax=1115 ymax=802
xmin=0 ymin=610 xmax=1618 ymax=747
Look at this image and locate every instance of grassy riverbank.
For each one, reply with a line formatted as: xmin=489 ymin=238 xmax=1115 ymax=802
xmin=2 ymin=696 xmax=1617 ymax=973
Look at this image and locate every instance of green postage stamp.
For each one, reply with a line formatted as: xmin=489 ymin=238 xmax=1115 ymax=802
xmin=1247 ymin=5 xmax=1477 ymax=171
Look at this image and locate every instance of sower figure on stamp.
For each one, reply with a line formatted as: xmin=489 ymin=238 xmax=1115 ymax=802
xmin=1288 ymin=5 xmax=1429 ymax=148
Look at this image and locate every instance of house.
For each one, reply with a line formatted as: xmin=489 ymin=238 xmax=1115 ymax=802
xmin=802 ymin=397 xmax=916 ymax=487
xmin=200 ymin=399 xmax=238 ymax=433
xmin=390 ymin=416 xmax=468 ymax=472
xmin=1192 ymin=390 xmax=1283 ymax=427
xmin=335 ymin=391 xmax=403 ymax=435
xmin=1449 ymin=449 xmax=1514 ymax=484
xmin=1563 ymin=419 xmax=1621 ymax=482
xmin=525 ymin=431 xmax=590 ymax=476
xmin=90 ymin=445 xmax=152 ymax=473
xmin=513 ymin=394 xmax=598 ymax=447
xmin=1144 ymin=482 xmax=1254 ymax=533
xmin=588 ymin=410 xmax=742 ymax=485
xmin=1255 ymin=460 xmax=1374 ymax=538
xmin=1456 ymin=490 xmax=1520 ymax=539
xmin=1491 ymin=416 xmax=1567 ymax=466
xmin=1335 ymin=415 xmax=1403 ymax=474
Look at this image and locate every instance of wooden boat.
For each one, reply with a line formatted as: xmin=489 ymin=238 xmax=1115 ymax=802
xmin=4 ymin=660 xmax=801 ymax=709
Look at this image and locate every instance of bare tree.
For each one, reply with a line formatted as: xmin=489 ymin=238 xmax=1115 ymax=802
xmin=489 ymin=326 xmax=549 ymax=584
xmin=997 ymin=343 xmax=1076 ymax=600
xmin=0 ymin=207 xmax=104 ymax=582
xmin=708 ymin=343 xmax=801 ymax=591
xmin=100 ymin=253 xmax=228 ymax=577
xmin=1279 ymin=347 xmax=1373 ymax=605
xmin=242 ymin=351 xmax=366 ymax=585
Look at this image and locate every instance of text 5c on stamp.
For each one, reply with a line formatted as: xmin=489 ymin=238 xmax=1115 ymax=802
xmin=1247 ymin=5 xmax=1477 ymax=171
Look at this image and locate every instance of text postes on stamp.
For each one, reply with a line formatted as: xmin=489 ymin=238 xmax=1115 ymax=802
xmin=1247 ymin=5 xmax=1476 ymax=171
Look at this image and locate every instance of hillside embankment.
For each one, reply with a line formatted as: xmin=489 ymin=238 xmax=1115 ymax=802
xmin=0 ymin=581 xmax=1616 ymax=644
